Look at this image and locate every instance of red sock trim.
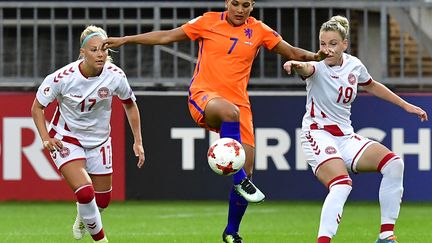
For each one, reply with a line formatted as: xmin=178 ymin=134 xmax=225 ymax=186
xmin=318 ymin=236 xmax=331 ymax=243
xmin=75 ymin=185 xmax=94 ymax=204
xmin=92 ymin=229 xmax=105 ymax=241
xmin=327 ymin=175 xmax=352 ymax=189
xmin=381 ymin=224 xmax=394 ymax=233
xmin=95 ymin=189 xmax=112 ymax=209
xmin=377 ymin=152 xmax=398 ymax=172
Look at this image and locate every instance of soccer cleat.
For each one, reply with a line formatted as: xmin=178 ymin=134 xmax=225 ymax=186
xmin=72 ymin=213 xmax=86 ymax=240
xmin=94 ymin=236 xmax=108 ymax=243
xmin=234 ymin=178 xmax=265 ymax=203
xmin=94 ymin=236 xmax=109 ymax=242
xmin=375 ymin=235 xmax=398 ymax=243
xmin=222 ymin=231 xmax=243 ymax=243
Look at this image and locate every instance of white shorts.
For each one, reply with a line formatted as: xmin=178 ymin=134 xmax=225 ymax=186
xmin=301 ymin=130 xmax=376 ymax=175
xmin=50 ymin=137 xmax=113 ymax=175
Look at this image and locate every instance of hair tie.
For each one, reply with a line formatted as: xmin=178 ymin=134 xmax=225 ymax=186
xmin=81 ymin=32 xmax=104 ymax=48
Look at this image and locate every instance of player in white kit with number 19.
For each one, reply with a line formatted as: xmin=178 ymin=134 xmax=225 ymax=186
xmin=283 ymin=16 xmax=428 ymax=243
xmin=31 ymin=25 xmax=145 ymax=242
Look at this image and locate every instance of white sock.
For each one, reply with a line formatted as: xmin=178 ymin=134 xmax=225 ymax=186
xmin=78 ymin=198 xmax=103 ymax=236
xmin=379 ymin=157 xmax=404 ymax=236
xmin=380 ymin=157 xmax=404 ymax=223
xmin=318 ymin=184 xmax=352 ymax=238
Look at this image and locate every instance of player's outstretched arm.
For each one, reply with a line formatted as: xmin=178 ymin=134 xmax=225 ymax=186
xmin=104 ymin=27 xmax=189 ymax=49
xmin=362 ymin=80 xmax=428 ymax=122
xmin=272 ymin=40 xmax=328 ymax=62
xmin=123 ymin=101 xmax=145 ymax=168
xmin=283 ymin=60 xmax=314 ymax=76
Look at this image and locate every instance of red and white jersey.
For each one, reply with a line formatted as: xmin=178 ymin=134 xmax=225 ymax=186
xmin=302 ymin=53 xmax=372 ymax=136
xmin=36 ymin=60 xmax=136 ymax=148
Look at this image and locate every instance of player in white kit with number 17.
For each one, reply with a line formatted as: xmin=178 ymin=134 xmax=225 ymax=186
xmin=283 ymin=16 xmax=428 ymax=243
xmin=31 ymin=25 xmax=145 ymax=242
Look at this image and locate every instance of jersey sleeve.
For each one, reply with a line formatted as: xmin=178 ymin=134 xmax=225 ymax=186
xmin=300 ymin=62 xmax=317 ymax=81
xmin=114 ymin=74 xmax=136 ymax=103
xmin=259 ymin=22 xmax=283 ymax=50
xmin=36 ymin=74 xmax=62 ymax=107
xmin=181 ymin=14 xmax=207 ymax=41
xmin=357 ymin=63 xmax=372 ymax=86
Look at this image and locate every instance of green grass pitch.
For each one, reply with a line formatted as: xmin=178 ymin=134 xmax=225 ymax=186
xmin=0 ymin=201 xmax=430 ymax=242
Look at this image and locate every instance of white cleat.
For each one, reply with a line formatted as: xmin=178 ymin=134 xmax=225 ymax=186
xmin=72 ymin=213 xmax=86 ymax=240
xmin=94 ymin=236 xmax=109 ymax=242
xmin=234 ymin=178 xmax=265 ymax=203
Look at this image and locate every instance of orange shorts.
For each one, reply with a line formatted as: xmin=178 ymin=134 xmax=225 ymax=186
xmin=188 ymin=90 xmax=255 ymax=147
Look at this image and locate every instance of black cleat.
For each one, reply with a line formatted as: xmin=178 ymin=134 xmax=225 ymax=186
xmin=222 ymin=231 xmax=243 ymax=243
xmin=234 ymin=178 xmax=265 ymax=203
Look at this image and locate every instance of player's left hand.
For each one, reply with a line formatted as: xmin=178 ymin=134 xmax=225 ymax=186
xmin=405 ymin=104 xmax=428 ymax=122
xmin=103 ymin=37 xmax=126 ymax=49
xmin=133 ymin=143 xmax=145 ymax=168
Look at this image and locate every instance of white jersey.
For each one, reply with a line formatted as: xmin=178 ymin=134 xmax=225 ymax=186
xmin=36 ymin=60 xmax=136 ymax=148
xmin=302 ymin=53 xmax=372 ymax=136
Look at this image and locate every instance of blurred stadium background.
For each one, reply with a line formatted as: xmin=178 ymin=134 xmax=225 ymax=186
xmin=0 ymin=0 xmax=431 ymax=242
xmin=0 ymin=0 xmax=431 ymax=89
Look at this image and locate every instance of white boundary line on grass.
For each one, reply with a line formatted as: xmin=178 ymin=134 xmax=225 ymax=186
xmin=157 ymin=208 xmax=278 ymax=219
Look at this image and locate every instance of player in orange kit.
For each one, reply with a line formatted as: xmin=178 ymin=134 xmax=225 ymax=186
xmin=104 ymin=0 xmax=327 ymax=242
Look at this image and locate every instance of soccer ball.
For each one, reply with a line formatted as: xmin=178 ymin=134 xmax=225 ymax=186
xmin=207 ymin=138 xmax=245 ymax=176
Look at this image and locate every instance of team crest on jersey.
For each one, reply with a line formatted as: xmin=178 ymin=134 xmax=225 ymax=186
xmin=348 ymin=73 xmax=356 ymax=85
xmin=244 ymin=28 xmax=253 ymax=39
xmin=98 ymin=87 xmax=110 ymax=98
xmin=59 ymin=147 xmax=70 ymax=158
xmin=42 ymin=86 xmax=51 ymax=96
xmin=325 ymin=146 xmax=337 ymax=155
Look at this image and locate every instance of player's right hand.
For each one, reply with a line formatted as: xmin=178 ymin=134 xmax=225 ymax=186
xmin=42 ymin=137 xmax=63 ymax=152
xmin=103 ymin=37 xmax=126 ymax=49
xmin=283 ymin=61 xmax=305 ymax=75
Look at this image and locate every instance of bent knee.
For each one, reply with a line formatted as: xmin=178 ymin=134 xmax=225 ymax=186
xmin=220 ymin=105 xmax=240 ymax=122
xmin=206 ymin=99 xmax=240 ymax=122
xmin=380 ymin=154 xmax=404 ymax=178
xmin=75 ymin=184 xmax=95 ymax=204
xmin=95 ymin=189 xmax=112 ymax=209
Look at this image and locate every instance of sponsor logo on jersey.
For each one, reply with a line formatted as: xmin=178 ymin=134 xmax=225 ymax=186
xmin=98 ymin=87 xmax=110 ymax=98
xmin=348 ymin=73 xmax=356 ymax=85
xmin=325 ymin=146 xmax=337 ymax=155
xmin=244 ymin=41 xmax=253 ymax=46
xmin=59 ymin=147 xmax=70 ymax=158
xmin=272 ymin=31 xmax=280 ymax=37
xmin=50 ymin=151 xmax=57 ymax=160
xmin=70 ymin=93 xmax=82 ymax=98
xmin=43 ymin=86 xmax=51 ymax=96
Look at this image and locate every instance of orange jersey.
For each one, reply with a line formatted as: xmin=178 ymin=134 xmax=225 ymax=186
xmin=182 ymin=11 xmax=282 ymax=106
